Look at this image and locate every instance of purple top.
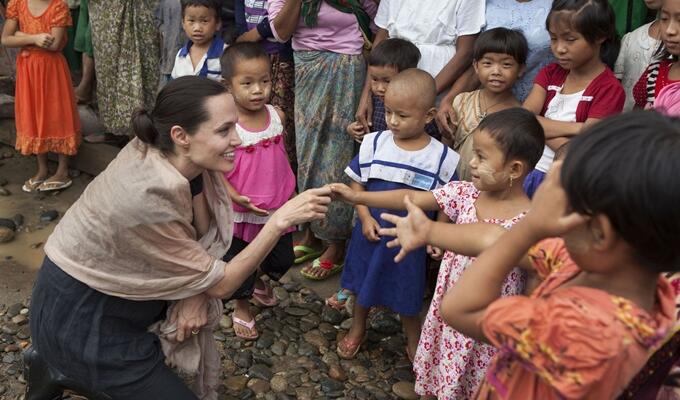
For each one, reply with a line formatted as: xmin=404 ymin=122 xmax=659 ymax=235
xmin=267 ymin=0 xmax=377 ymax=55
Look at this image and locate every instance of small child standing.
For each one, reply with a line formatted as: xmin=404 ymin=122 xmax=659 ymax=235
xmin=614 ymin=0 xmax=662 ymax=111
xmin=633 ymin=0 xmax=680 ymax=109
xmin=440 ymin=111 xmax=679 ymax=399
xmin=450 ymin=27 xmax=527 ymax=181
xmin=523 ymin=0 xmax=624 ymax=197
xmin=171 ymin=0 xmax=226 ymax=81
xmin=345 ymin=38 xmax=438 ymax=144
xmin=233 ymin=0 xmax=297 ymax=169
xmin=1 ymin=0 xmax=80 ymax=192
xmin=332 ymin=108 xmax=545 ymax=397
xmin=335 ymin=69 xmax=460 ymax=360
xmin=219 ymin=42 xmax=296 ymax=340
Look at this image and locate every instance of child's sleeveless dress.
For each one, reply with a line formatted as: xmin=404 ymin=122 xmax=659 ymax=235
xmin=414 ymin=181 xmax=527 ymax=399
xmin=7 ymin=0 xmax=80 ymax=155
xmin=226 ymin=104 xmax=296 ymax=242
xmin=341 ymin=130 xmax=459 ymax=316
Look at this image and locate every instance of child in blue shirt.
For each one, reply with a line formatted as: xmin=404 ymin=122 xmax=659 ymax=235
xmin=171 ymin=0 xmax=226 ymax=81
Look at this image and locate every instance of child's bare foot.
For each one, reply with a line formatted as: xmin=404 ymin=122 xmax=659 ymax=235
xmin=232 ymin=300 xmax=258 ymax=340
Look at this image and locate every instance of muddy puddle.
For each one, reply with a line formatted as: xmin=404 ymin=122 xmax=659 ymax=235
xmin=0 ymin=145 xmax=92 ymax=305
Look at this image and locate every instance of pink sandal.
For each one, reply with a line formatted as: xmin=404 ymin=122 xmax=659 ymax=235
xmin=337 ymin=334 xmax=367 ymax=359
xmin=232 ymin=314 xmax=259 ymax=340
xmin=251 ymin=283 xmax=278 ymax=307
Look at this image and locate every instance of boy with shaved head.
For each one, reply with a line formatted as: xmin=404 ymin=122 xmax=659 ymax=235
xmin=329 ymin=68 xmax=460 ymax=361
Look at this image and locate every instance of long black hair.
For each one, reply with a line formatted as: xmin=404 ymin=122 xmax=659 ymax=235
xmin=546 ymin=0 xmax=620 ymax=69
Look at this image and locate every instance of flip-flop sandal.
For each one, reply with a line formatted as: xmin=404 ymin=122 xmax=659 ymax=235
xmin=22 ymin=178 xmax=45 ymax=193
xmin=252 ymin=283 xmax=278 ymax=307
xmin=326 ymin=289 xmax=351 ymax=310
xmin=337 ymin=333 xmax=367 ymax=359
xmin=232 ymin=314 xmax=259 ymax=340
xmin=300 ymin=258 xmax=343 ymax=281
xmin=38 ymin=179 xmax=72 ymax=192
xmin=293 ymin=244 xmax=323 ymax=264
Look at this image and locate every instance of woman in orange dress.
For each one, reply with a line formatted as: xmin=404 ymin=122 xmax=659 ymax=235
xmin=1 ymin=0 xmax=80 ymax=192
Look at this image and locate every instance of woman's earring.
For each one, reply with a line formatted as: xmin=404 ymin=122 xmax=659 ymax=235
xmin=509 ymin=176 xmax=514 ymax=188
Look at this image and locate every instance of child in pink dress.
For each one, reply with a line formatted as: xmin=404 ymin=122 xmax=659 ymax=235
xmin=220 ymin=42 xmax=296 ymax=340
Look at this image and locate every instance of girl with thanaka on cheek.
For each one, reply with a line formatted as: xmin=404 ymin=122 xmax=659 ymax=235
xmin=332 ymin=107 xmax=545 ymax=398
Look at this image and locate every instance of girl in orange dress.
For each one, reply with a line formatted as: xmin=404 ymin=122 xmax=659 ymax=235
xmin=1 ymin=0 xmax=80 ymax=192
xmin=435 ymin=110 xmax=679 ymax=399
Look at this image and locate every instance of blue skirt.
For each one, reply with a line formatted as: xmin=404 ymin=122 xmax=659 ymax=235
xmin=341 ymin=181 xmax=430 ymax=316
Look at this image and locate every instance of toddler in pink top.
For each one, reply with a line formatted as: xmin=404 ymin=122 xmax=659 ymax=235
xmin=219 ymin=42 xmax=296 ymax=340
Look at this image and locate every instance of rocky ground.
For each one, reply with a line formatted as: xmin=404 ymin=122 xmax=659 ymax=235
xmin=0 ymin=277 xmax=421 ymax=400
xmin=0 ymin=144 xmax=422 ymax=400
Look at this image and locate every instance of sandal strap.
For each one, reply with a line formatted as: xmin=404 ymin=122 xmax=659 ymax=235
xmin=318 ymin=260 xmax=335 ymax=270
xmin=335 ymin=289 xmax=350 ymax=302
xmin=232 ymin=315 xmax=256 ymax=330
xmin=252 ymin=286 xmax=270 ymax=296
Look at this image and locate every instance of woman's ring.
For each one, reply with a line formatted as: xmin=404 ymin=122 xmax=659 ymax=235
xmin=191 ymin=330 xmax=199 ymax=335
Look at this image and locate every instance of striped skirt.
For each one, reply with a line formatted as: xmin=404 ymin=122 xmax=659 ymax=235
xmin=294 ymin=50 xmax=365 ymax=241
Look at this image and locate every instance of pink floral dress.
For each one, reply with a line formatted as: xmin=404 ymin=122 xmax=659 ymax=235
xmin=414 ymin=181 xmax=527 ymax=399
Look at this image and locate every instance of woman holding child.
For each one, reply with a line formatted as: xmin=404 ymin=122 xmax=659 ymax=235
xmin=267 ymin=0 xmax=377 ymax=280
xmin=26 ymin=76 xmax=332 ymax=399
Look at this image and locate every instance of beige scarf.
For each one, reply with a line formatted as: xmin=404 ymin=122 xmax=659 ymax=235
xmin=44 ymin=138 xmax=234 ymax=398
xmin=45 ymin=138 xmax=233 ymax=300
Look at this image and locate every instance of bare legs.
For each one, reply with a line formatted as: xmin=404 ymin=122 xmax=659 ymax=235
xmin=339 ymin=300 xmax=421 ymax=362
xmin=32 ymin=154 xmax=69 ymax=183
xmin=74 ymin=53 xmax=94 ymax=103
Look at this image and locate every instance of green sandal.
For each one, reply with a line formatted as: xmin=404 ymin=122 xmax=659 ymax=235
xmin=293 ymin=244 xmax=323 ymax=264
xmin=300 ymin=258 xmax=343 ymax=281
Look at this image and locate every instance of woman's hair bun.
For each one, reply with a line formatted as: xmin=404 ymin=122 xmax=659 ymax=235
xmin=131 ymin=108 xmax=158 ymax=145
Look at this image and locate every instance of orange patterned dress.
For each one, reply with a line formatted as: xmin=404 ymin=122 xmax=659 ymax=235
xmin=6 ymin=0 xmax=80 ymax=155
xmin=476 ymin=238 xmax=676 ymax=400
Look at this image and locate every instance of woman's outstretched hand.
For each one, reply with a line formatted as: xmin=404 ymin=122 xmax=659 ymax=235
xmin=379 ymin=196 xmax=433 ymax=262
xmin=271 ymin=186 xmax=332 ymax=231
xmin=329 ymin=183 xmax=358 ymax=204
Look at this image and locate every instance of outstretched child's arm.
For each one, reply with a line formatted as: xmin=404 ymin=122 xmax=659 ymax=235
xmin=439 ymin=163 xmax=588 ymax=343
xmin=379 ymin=196 xmax=521 ymax=263
xmin=330 ymin=183 xmax=440 ymax=211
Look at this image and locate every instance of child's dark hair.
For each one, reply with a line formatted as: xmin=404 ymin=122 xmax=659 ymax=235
xmin=546 ymin=0 xmax=620 ymax=69
xmin=220 ymin=42 xmax=271 ymax=81
xmin=181 ymin=0 xmax=221 ymax=19
xmin=562 ymin=111 xmax=680 ymax=273
xmin=132 ymin=76 xmax=227 ymax=154
xmin=368 ymin=38 xmax=421 ymax=71
xmin=476 ymin=108 xmax=545 ymax=170
xmin=473 ymin=27 xmax=529 ymax=65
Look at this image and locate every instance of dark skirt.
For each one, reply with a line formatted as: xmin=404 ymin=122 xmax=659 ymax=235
xmin=340 ymin=180 xmax=431 ymax=316
xmin=523 ymin=169 xmax=546 ymax=199
xmin=30 ymin=257 xmax=169 ymax=394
